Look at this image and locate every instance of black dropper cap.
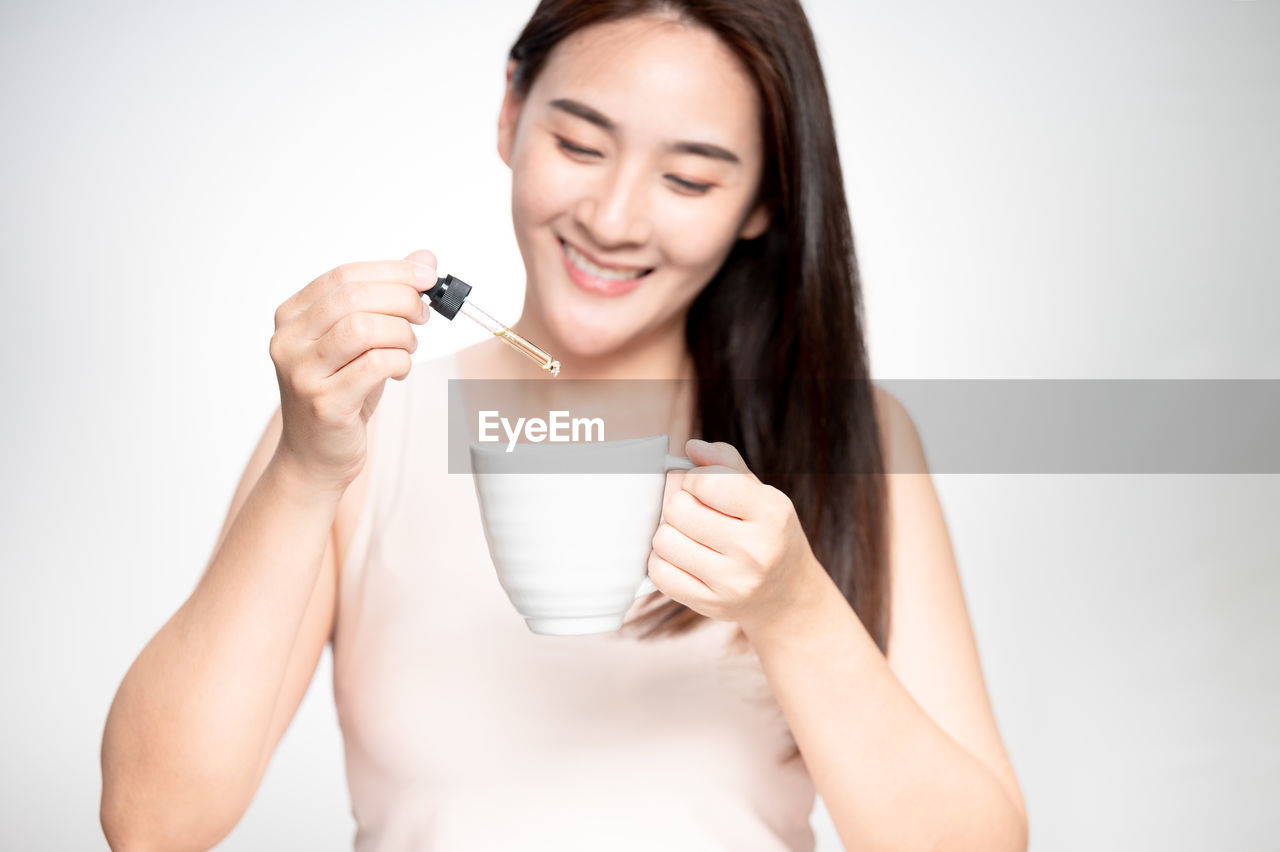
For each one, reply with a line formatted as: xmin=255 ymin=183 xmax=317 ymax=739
xmin=423 ymin=273 xmax=472 ymax=320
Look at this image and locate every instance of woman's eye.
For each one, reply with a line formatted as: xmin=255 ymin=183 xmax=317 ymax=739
xmin=667 ymin=176 xmax=713 ymax=194
xmin=555 ymin=137 xmax=600 ymax=158
xmin=555 ymin=136 xmax=712 ymax=195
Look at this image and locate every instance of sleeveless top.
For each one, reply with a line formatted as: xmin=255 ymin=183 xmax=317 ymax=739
xmin=331 ymin=351 xmax=816 ymax=851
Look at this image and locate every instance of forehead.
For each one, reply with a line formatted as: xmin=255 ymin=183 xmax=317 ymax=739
xmin=531 ymin=16 xmax=762 ymax=157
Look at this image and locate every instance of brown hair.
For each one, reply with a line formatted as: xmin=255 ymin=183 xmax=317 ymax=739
xmin=507 ymin=1 xmax=889 ymax=659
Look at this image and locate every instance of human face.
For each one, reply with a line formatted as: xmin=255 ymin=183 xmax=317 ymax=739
xmin=497 ymin=15 xmax=771 ymax=360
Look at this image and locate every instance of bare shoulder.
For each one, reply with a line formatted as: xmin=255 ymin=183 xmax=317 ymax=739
xmin=870 ymin=383 xmax=928 ymax=475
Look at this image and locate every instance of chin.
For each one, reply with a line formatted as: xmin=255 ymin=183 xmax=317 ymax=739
xmin=544 ymin=304 xmax=639 ymax=360
xmin=550 ymin=325 xmax=631 ymax=361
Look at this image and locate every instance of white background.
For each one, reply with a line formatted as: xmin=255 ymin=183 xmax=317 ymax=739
xmin=1 ymin=0 xmax=1277 ymax=849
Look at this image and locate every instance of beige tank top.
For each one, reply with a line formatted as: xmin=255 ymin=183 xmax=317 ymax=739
xmin=332 ymin=351 xmax=816 ymax=850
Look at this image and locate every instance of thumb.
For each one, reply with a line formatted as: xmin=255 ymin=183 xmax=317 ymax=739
xmin=686 ymin=439 xmax=752 ymax=475
xmin=404 ymin=248 xmax=438 ymax=274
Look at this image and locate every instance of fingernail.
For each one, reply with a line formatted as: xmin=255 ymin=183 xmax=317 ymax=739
xmin=688 ymin=438 xmax=711 ymax=451
xmin=420 ymin=300 xmax=431 ymax=321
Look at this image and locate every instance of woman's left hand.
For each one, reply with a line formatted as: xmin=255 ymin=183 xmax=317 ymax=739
xmin=648 ymin=438 xmax=825 ymax=635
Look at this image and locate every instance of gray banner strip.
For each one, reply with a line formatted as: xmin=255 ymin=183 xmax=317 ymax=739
xmin=446 ymin=379 xmax=1280 ymax=474
xmin=879 ymin=379 xmax=1280 ymax=473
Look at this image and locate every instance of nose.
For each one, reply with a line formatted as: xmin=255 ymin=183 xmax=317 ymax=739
xmin=573 ymin=162 xmax=653 ymax=248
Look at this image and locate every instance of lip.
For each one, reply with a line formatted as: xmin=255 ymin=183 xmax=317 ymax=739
xmin=558 ymin=237 xmax=654 ymax=297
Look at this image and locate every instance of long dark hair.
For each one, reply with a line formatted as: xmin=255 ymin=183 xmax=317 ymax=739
xmin=507 ymin=0 xmax=889 ymax=656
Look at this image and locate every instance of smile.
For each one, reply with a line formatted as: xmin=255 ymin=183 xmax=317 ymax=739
xmin=560 ymin=238 xmax=653 ymax=280
xmin=558 ymin=238 xmax=655 ymax=297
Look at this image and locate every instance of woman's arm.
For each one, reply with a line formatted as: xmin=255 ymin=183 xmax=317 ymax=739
xmin=742 ymin=388 xmax=1028 ymax=850
xmin=100 ymin=407 xmax=346 ymax=851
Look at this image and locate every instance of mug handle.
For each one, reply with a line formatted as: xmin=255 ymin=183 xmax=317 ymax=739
xmin=635 ymin=454 xmax=697 ymax=597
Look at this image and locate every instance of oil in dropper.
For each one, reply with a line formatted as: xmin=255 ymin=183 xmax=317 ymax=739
xmin=423 ymin=273 xmax=561 ymax=376
xmin=462 ymin=300 xmax=561 ymax=376
xmin=493 ymin=328 xmax=562 ymax=376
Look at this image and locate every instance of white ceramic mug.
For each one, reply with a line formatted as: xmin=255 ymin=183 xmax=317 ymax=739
xmin=470 ymin=434 xmax=695 ymax=635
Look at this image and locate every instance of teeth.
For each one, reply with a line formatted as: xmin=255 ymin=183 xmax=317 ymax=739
xmin=563 ymin=241 xmax=649 ymax=281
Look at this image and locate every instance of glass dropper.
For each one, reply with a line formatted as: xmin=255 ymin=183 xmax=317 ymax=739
xmin=423 ymin=273 xmax=561 ymax=376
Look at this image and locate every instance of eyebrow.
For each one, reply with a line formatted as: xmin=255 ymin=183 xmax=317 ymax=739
xmin=548 ymin=97 xmax=742 ymax=165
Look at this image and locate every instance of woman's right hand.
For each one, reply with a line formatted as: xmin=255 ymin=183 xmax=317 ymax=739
xmin=268 ymin=249 xmax=438 ymax=493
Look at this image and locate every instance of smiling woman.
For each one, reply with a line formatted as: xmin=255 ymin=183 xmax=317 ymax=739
xmin=100 ymin=1 xmax=1027 ymax=850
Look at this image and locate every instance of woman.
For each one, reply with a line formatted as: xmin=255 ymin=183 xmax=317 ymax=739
xmin=101 ymin=1 xmax=1028 ymax=849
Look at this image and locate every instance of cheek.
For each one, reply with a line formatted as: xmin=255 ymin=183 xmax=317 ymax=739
xmin=510 ymin=168 xmax=555 ymax=229
xmin=655 ymin=204 xmax=742 ymax=274
xmin=511 ymin=147 xmax=581 ymax=227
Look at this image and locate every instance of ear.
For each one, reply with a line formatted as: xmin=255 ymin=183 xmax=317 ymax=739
xmin=737 ymin=199 xmax=771 ymax=241
xmin=497 ymin=58 xmax=523 ymax=168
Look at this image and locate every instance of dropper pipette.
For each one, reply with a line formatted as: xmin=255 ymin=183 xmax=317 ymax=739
xmin=422 ymin=273 xmax=561 ymax=376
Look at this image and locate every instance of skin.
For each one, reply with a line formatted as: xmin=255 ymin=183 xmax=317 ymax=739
xmin=455 ymin=12 xmax=1029 ymax=849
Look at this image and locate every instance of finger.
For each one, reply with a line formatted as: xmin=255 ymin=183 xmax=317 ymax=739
xmin=661 ymin=468 xmax=686 ymax=508
xmin=679 ymin=464 xmax=756 ymax=520
xmin=686 ymin=439 xmax=755 ymax=477
xmin=402 ymin=248 xmax=438 ymax=271
xmin=662 ymin=488 xmax=741 ymax=555
xmin=651 ymin=521 xmax=725 ymax=588
xmin=325 ymin=258 xmax=438 ymax=292
xmin=309 ymin=311 xmax=420 ymax=379
xmin=292 ymin=258 xmax=438 ymax=312
xmin=647 ymin=550 xmax=713 ymax=608
xmin=322 ymin=346 xmax=414 ymax=416
xmin=304 ymin=281 xmax=430 ymax=340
